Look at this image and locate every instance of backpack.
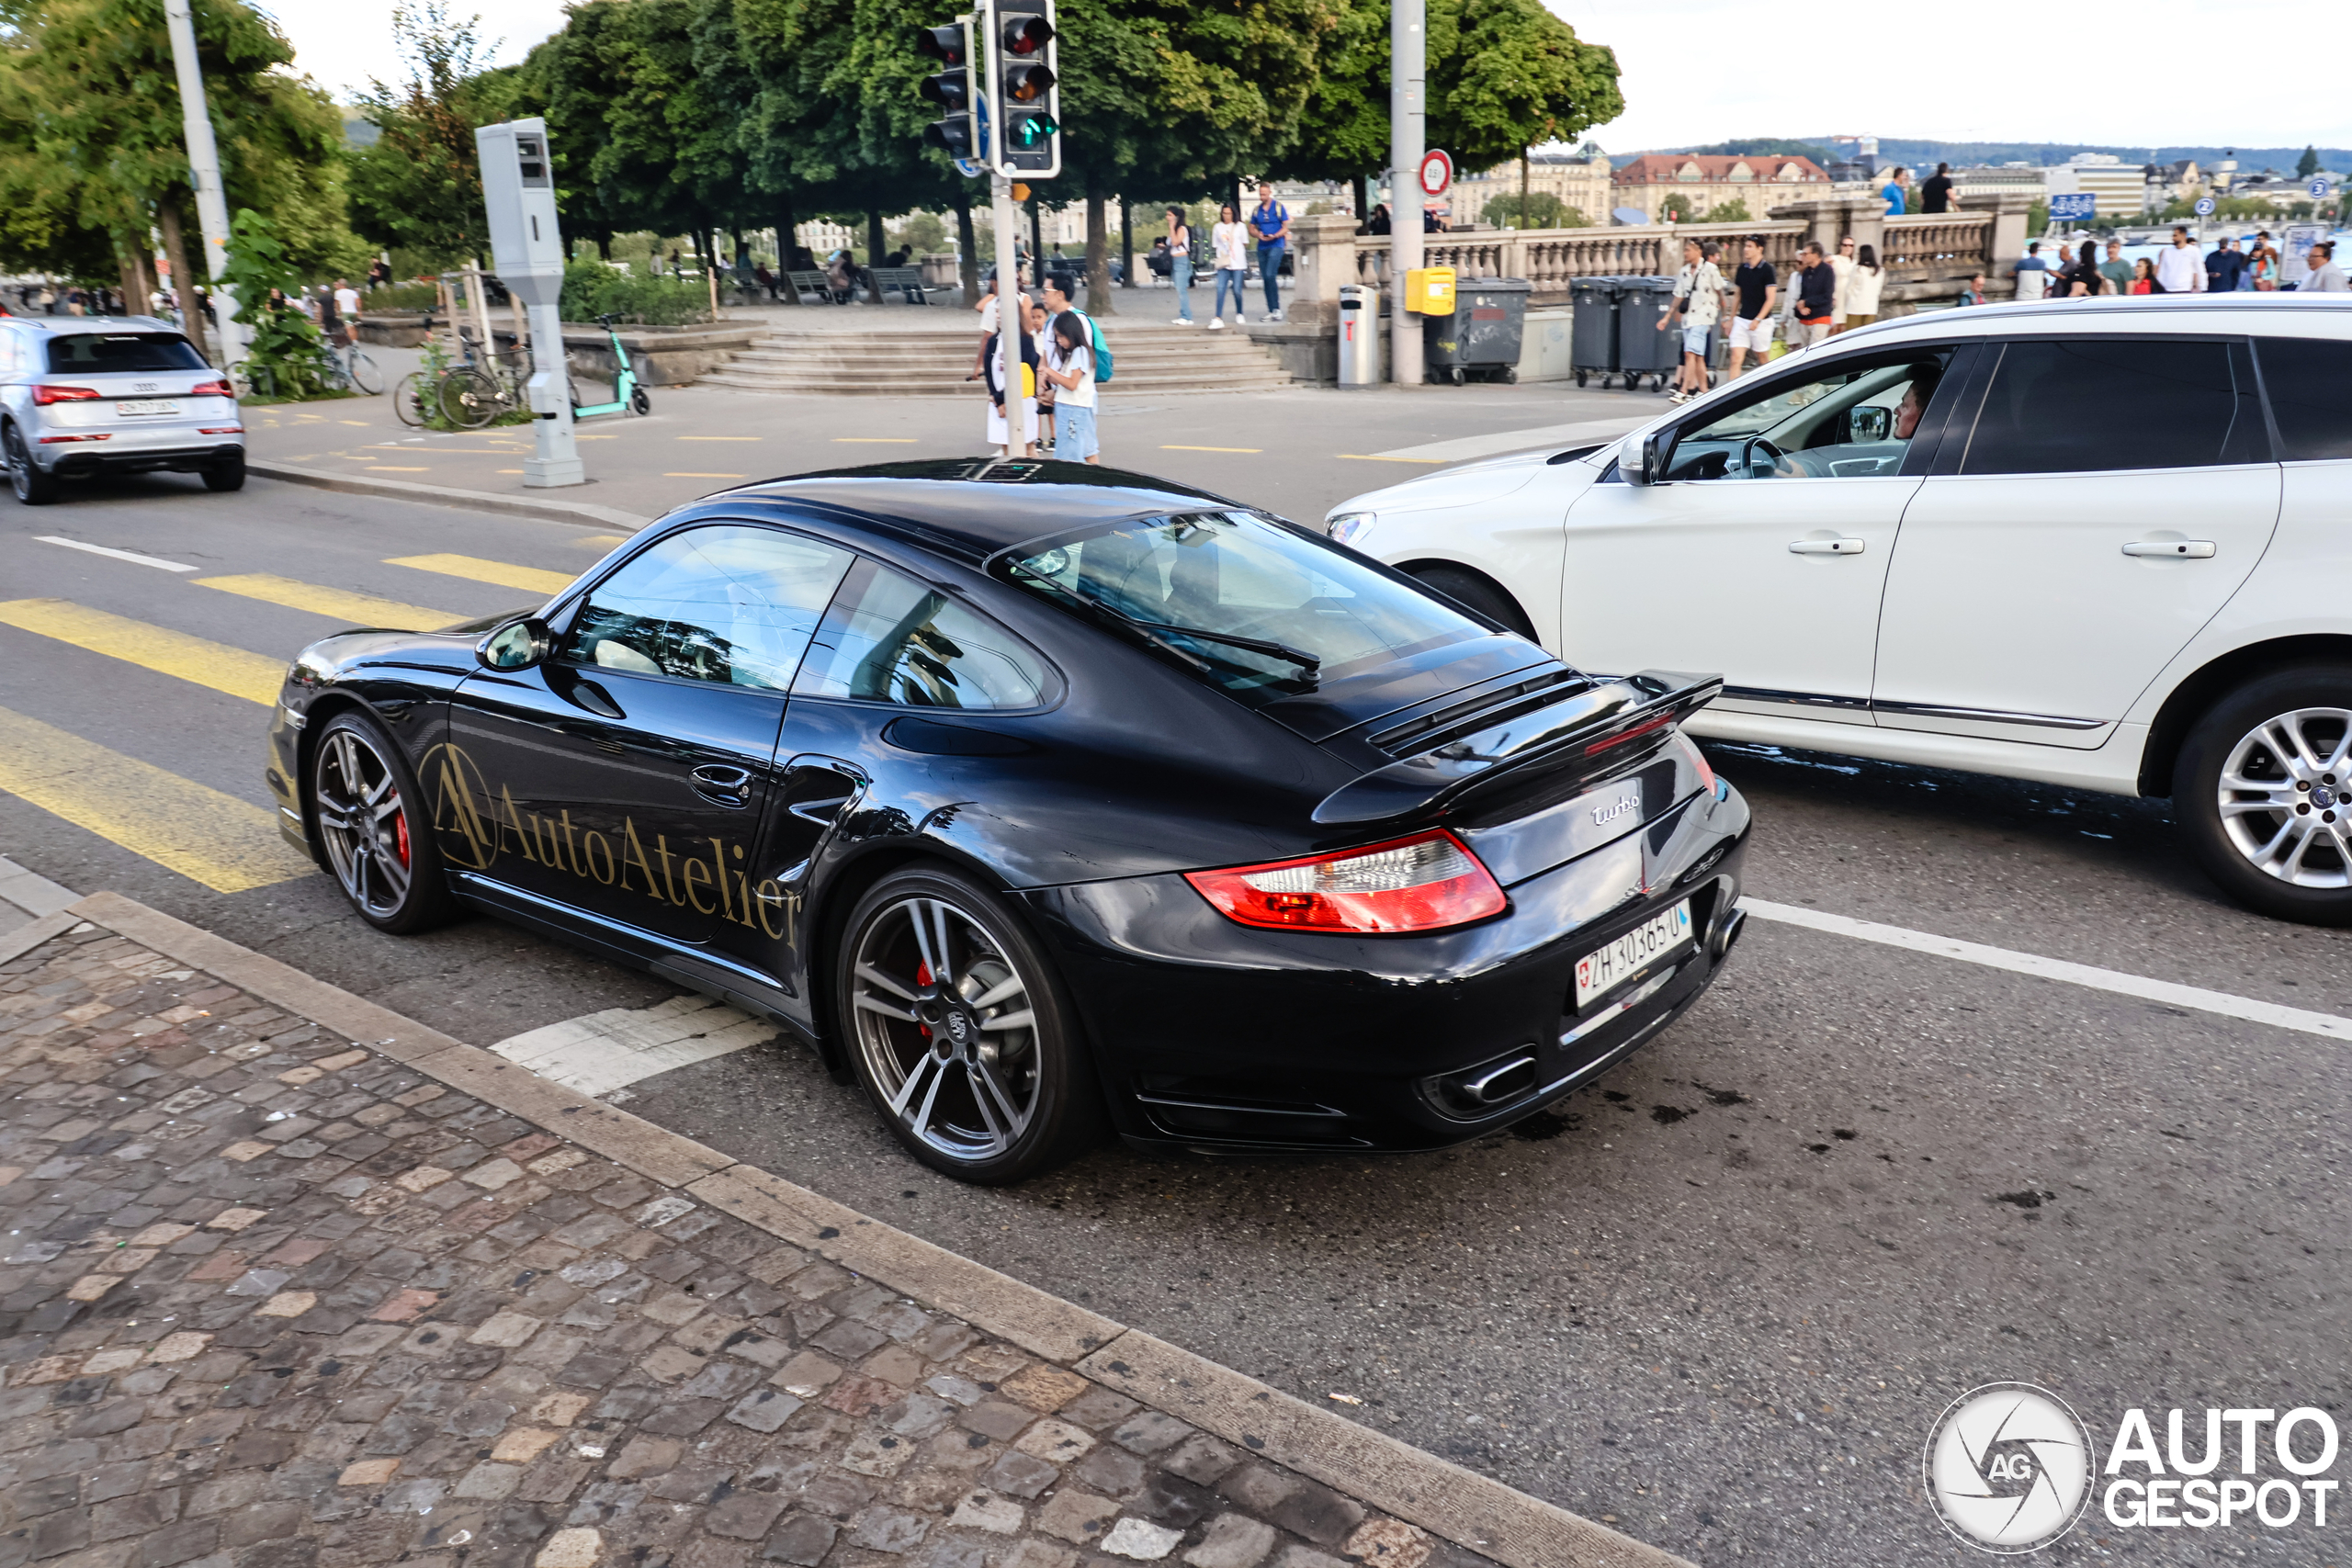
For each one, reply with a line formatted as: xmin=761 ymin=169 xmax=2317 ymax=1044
xmin=1070 ymin=310 xmax=1112 ymax=382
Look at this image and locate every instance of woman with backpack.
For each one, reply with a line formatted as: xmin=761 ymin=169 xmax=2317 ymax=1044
xmin=1041 ymin=310 xmax=1099 ymax=463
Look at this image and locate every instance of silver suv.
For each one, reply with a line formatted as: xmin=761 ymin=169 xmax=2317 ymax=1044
xmin=1 ymin=315 xmax=244 ymax=505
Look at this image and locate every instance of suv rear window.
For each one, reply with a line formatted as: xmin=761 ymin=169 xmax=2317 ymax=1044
xmin=2255 ymin=337 xmax=2352 ymax=460
xmin=45 ymin=333 xmax=209 ymax=374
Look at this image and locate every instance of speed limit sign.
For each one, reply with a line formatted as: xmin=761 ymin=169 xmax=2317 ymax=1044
xmin=1418 ymin=150 xmax=1453 ymax=197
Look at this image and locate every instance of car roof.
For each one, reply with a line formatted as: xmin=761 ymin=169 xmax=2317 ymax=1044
xmin=1834 ymin=292 xmax=2352 ymax=350
xmin=4 ymin=315 xmax=181 ymax=336
xmin=707 ymin=458 xmax=1248 ymax=564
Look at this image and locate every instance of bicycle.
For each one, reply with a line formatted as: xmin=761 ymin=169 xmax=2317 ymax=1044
xmin=319 ymin=335 xmax=384 ymax=396
xmin=391 ymin=310 xmax=440 ymax=427
xmin=439 ymin=325 xmax=529 ymax=429
xmin=228 ymin=359 xmax=277 ymax=401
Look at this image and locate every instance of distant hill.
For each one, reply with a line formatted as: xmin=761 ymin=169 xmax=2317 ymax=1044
xmin=1616 ymin=138 xmax=2351 ymax=174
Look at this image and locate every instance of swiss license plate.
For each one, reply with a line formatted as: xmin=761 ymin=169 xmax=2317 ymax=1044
xmin=116 ymin=399 xmax=180 ymax=416
xmin=1573 ymin=899 xmax=1693 ymax=1010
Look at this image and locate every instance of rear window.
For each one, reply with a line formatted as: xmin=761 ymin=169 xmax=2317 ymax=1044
xmin=45 ymin=333 xmax=209 ymax=374
xmin=1001 ymin=511 xmax=1486 ymax=704
xmin=1960 ymin=339 xmax=2267 ymax=474
xmin=2255 ymin=337 xmax=2352 ymax=461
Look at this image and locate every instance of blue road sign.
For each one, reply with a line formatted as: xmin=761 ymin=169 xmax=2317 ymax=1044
xmin=2194 ymin=197 xmax=2217 ymax=217
xmin=2312 ymin=177 xmax=2332 ymax=200
xmin=2049 ymin=194 xmax=2097 ymax=223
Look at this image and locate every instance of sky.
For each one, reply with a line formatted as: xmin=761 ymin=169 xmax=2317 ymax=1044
xmin=260 ymin=0 xmax=2352 ymax=160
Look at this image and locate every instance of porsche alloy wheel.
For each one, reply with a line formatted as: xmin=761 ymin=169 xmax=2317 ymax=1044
xmin=840 ymin=869 xmax=1100 ymax=1182
xmin=2177 ymin=667 xmax=2352 ymax=926
xmin=310 ymin=713 xmax=455 ymax=933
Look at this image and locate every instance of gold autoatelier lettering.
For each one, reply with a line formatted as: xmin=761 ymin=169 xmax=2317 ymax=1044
xmin=421 ymin=743 xmax=793 ymax=940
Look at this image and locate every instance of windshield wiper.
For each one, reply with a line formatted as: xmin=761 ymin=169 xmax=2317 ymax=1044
xmin=1005 ymin=562 xmax=1320 ymax=676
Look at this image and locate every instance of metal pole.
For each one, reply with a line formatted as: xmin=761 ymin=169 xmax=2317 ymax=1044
xmin=522 ymin=299 xmax=582 ymax=487
xmin=1388 ymin=0 xmax=1424 ymax=385
xmin=161 ymin=0 xmax=242 ymax=367
xmin=993 ymin=175 xmax=1028 ymax=456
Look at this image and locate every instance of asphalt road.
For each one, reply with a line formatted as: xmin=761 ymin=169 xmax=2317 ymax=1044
xmin=1 ymin=448 xmax=2345 ymax=1568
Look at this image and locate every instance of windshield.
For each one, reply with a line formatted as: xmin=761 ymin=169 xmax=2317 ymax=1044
xmin=45 ymin=333 xmax=209 ymax=374
xmin=1001 ymin=511 xmax=1487 ymax=702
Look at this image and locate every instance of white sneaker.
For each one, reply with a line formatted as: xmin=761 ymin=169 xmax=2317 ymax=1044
xmin=1172 ymin=316 xmax=1193 ymax=325
xmin=1207 ymin=318 xmax=1224 ymax=330
xmin=1270 ymin=309 xmax=1284 ymax=322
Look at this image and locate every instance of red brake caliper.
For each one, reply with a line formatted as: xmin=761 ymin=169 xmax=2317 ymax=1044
xmin=915 ymin=962 xmax=933 ymax=1037
xmin=391 ymin=795 xmax=412 ymax=867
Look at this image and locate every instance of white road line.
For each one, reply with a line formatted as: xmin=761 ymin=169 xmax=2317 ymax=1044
xmin=36 ymin=536 xmax=198 ymax=573
xmin=1744 ymin=898 xmax=2352 ymax=1043
xmin=489 ymin=994 xmax=776 ymax=1096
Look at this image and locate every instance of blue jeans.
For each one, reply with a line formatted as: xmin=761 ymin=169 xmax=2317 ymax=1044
xmin=1214 ymin=267 xmax=1247 ymax=319
xmin=1056 ymin=401 xmax=1099 ymax=461
xmin=1257 ymin=243 xmax=1284 ymax=312
xmin=1172 ymin=257 xmax=1193 ymax=320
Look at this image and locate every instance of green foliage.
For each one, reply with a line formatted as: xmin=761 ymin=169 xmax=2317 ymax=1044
xmin=1687 ymin=138 xmax=1830 ymax=164
xmin=889 ymin=212 xmax=949 ymax=255
xmin=222 ymin=209 xmax=338 ymax=398
xmin=347 ymin=2 xmax=503 ymax=266
xmin=370 ymin=281 xmax=442 ymax=310
xmin=1429 ymin=0 xmax=1621 ymax=173
xmin=2297 ymin=145 xmax=2322 ymax=179
xmin=1702 ymin=196 xmax=1751 ymax=224
xmin=1483 ymin=190 xmax=1566 ymax=228
xmin=559 ymin=260 xmax=712 ymax=325
xmin=2147 ymin=194 xmax=2279 ymax=223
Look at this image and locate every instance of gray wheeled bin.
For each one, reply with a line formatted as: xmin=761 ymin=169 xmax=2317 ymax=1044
xmin=1422 ymin=276 xmax=1532 ymax=385
xmin=1611 ymin=276 xmax=1680 ymax=391
xmin=1569 ymin=276 xmax=1622 ymax=388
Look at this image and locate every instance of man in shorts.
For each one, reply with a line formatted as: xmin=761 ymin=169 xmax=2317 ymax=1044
xmin=1657 ymin=238 xmax=1724 ymax=404
xmin=1724 ymin=235 xmax=1777 ymax=378
xmin=1789 ymin=243 xmax=1837 ymax=348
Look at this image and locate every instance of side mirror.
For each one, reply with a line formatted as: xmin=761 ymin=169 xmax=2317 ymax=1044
xmin=1850 ymin=405 xmax=1892 ymax=442
xmin=1622 ymin=429 xmax=1674 ymax=486
xmin=477 ymin=616 xmax=551 ymax=671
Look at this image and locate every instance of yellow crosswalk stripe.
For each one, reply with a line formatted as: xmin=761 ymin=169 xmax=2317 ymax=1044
xmin=382 ymin=553 xmax=575 ymax=597
xmin=193 ymin=573 xmax=463 ymax=630
xmin=0 ymin=600 xmax=284 ymax=706
xmin=0 ymin=705 xmax=314 ymax=894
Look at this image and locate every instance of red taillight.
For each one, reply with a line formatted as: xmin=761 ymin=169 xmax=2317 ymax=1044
xmin=1184 ymin=829 xmax=1508 ymax=934
xmin=190 ymin=378 xmax=232 ymax=398
xmin=39 ymin=433 xmax=110 ymax=443
xmin=31 ymin=385 xmax=101 ymax=405
xmin=1673 ymin=730 xmax=1715 ymax=794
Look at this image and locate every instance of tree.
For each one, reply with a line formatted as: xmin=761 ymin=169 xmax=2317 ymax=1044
xmin=1483 ymin=189 xmax=1564 ymax=228
xmin=2298 ymin=144 xmax=2321 ymax=179
xmin=1703 ymin=196 xmax=1750 ymax=223
xmin=347 ymin=2 xmax=506 ymax=266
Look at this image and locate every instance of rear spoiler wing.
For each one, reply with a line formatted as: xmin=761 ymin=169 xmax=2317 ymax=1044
xmin=1311 ymin=669 xmax=1724 ymax=827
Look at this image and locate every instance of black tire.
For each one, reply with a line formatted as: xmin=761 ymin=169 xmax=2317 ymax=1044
xmin=201 ymin=454 xmax=245 ymax=492
xmin=1500 ymin=366 xmax=1518 ymax=385
xmin=5 ymin=423 xmax=59 ymax=505
xmin=1409 ymin=564 xmax=1538 ymax=641
xmin=308 ymin=711 xmax=458 ymax=934
xmin=835 ymin=865 xmax=1104 ymax=1183
xmin=2174 ymin=666 xmax=2352 ymax=925
xmin=440 ymin=367 xmax=502 ymax=430
xmin=629 ymin=385 xmax=652 ymax=416
xmin=391 ymin=371 xmax=433 ymax=427
xmin=1575 ymin=370 xmax=1587 ymax=389
xmin=349 ymin=350 xmax=385 ymax=396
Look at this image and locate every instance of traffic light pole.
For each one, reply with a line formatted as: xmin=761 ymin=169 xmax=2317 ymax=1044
xmin=1388 ymin=0 xmax=1425 ymax=386
xmin=161 ymin=0 xmax=243 ymax=367
xmin=993 ymin=175 xmax=1028 ymax=457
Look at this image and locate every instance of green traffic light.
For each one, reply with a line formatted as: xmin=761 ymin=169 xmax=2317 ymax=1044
xmin=1008 ymin=111 xmax=1057 ymax=148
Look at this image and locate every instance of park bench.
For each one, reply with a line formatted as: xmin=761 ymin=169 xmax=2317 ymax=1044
xmin=868 ymin=265 xmax=931 ymax=303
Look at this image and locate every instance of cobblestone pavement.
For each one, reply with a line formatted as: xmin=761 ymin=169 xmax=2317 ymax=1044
xmin=0 ymin=920 xmax=1507 ymax=1568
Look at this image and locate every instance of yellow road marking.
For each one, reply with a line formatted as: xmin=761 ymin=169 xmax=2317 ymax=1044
xmin=571 ymin=534 xmax=631 ymax=550
xmin=1336 ymin=453 xmax=1448 ymax=464
xmin=0 ymin=600 xmax=282 ymax=705
xmin=339 ymin=420 xmax=371 ymax=426
xmin=384 ymin=553 xmax=574 ymax=596
xmin=0 ymin=705 xmax=314 ymax=894
xmin=498 ymin=468 xmax=524 ymax=474
xmin=193 ymin=574 xmax=464 ymax=630
xmin=665 ymin=472 xmax=748 ymax=479
xmin=1161 ymin=445 xmax=1262 ymax=453
xmin=678 ymin=435 xmax=763 ymax=441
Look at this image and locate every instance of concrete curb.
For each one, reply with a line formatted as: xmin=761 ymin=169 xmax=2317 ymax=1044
xmin=248 ymin=460 xmax=654 ymax=531
xmin=48 ymin=888 xmax=1693 ymax=1568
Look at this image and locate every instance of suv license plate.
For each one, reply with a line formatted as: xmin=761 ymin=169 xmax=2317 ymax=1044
xmin=1573 ymin=899 xmax=1693 ymax=1010
xmin=116 ymin=399 xmax=180 ymax=416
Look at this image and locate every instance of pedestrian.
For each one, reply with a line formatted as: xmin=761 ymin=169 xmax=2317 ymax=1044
xmin=1844 ymin=243 xmax=1883 ymax=327
xmin=1790 ymin=242 xmax=1837 ymax=347
xmin=332 ymin=278 xmax=360 ymax=339
xmin=1036 ymin=272 xmax=1100 ymax=448
xmin=1880 ymin=166 xmax=1910 ymax=216
xmin=1363 ymin=203 xmax=1392 ymax=236
xmin=2060 ymin=241 xmax=2103 ymax=298
xmin=2303 ymin=241 xmax=2350 ymax=293
xmin=2098 ymin=240 xmax=2133 ymax=299
xmin=1828 ymin=234 xmax=1857 ymax=331
xmin=1209 ymin=202 xmax=1250 ymax=329
xmin=1040 ymin=310 xmax=1099 ymax=464
xmin=1920 ymin=162 xmax=1955 ymax=214
xmin=318 ymin=282 xmax=344 ymax=347
xmin=1955 ymin=272 xmax=1988 ymax=306
xmin=982 ymin=288 xmax=1039 ymax=457
xmin=1724 ymin=235 xmax=1777 ymax=378
xmin=2248 ymin=231 xmax=2280 ymax=289
xmin=1249 ymin=183 xmax=1290 ymax=322
xmin=2013 ymin=242 xmax=2051 ymax=302
xmin=2205 ymin=235 xmax=2246 ymax=294
xmin=1165 ymin=206 xmax=1195 ymax=325
xmin=1657 ymin=237 xmax=1724 ymax=403
xmin=2129 ymin=258 xmax=2157 ymax=294
xmin=2154 ymin=227 xmax=2203 ymax=294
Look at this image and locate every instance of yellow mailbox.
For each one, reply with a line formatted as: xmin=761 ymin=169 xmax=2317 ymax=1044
xmin=1405 ymin=266 xmax=1456 ymax=315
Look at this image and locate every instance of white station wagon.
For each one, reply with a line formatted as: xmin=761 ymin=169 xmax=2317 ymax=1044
xmin=1326 ymin=295 xmax=2352 ymax=925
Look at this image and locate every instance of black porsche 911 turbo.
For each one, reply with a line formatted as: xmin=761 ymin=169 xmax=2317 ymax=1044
xmin=265 ymin=458 xmax=1751 ymax=1182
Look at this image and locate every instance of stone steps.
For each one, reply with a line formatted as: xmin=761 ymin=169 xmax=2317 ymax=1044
xmin=698 ymin=321 xmax=1295 ymax=397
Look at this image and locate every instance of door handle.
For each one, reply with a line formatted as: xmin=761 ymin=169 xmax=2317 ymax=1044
xmin=1788 ymin=538 xmax=1866 ymax=556
xmin=2122 ymin=540 xmax=2215 ymax=558
xmin=689 ymin=764 xmax=753 ymax=806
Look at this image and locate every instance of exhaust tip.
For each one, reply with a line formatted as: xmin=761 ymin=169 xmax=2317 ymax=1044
xmin=1712 ymin=905 xmax=1748 ymax=963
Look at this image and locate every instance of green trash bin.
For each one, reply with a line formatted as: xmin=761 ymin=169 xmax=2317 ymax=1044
xmin=1422 ymin=278 xmax=1532 ymax=385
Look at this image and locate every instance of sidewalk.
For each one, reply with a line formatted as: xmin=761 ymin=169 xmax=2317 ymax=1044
xmin=0 ymin=894 xmax=1690 ymax=1568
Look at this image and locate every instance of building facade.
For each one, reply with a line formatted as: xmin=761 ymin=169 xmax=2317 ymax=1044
xmin=1611 ymin=153 xmax=1833 ymax=223
xmin=1455 ymin=152 xmax=1615 ymax=227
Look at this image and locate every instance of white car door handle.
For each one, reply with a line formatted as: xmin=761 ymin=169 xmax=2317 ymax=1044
xmin=1788 ymin=538 xmax=1866 ymax=556
xmin=2122 ymin=540 xmax=2216 ymax=558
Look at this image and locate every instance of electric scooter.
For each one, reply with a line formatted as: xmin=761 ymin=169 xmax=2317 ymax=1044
xmin=571 ymin=314 xmax=652 ymax=419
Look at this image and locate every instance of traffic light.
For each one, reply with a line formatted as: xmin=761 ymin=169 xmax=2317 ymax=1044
xmin=985 ymin=0 xmax=1058 ymax=177
xmin=917 ymin=19 xmax=979 ymax=165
